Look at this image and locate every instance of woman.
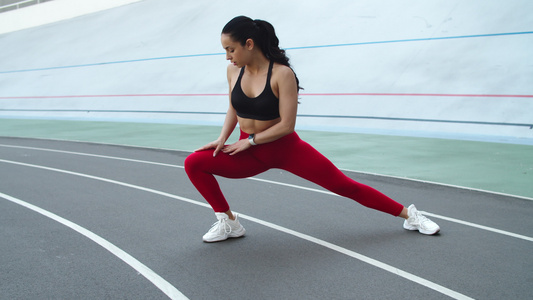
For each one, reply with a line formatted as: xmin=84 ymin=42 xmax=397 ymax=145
xmin=184 ymin=16 xmax=440 ymax=242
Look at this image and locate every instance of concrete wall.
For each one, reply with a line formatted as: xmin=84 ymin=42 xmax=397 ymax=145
xmin=0 ymin=0 xmax=532 ymax=143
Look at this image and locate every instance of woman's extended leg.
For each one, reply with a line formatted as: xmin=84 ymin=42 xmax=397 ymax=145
xmin=260 ymin=133 xmax=439 ymax=234
xmin=253 ymin=133 xmax=404 ymax=216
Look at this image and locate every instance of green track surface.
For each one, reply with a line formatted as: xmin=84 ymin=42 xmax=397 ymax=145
xmin=1 ymin=118 xmax=531 ymax=199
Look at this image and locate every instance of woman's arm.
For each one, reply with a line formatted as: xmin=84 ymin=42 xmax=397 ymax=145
xmin=250 ymin=65 xmax=298 ymax=144
xmin=222 ymin=64 xmax=299 ymax=155
xmin=195 ymin=65 xmax=240 ymax=157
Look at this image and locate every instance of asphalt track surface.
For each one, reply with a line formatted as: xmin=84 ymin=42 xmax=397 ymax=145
xmin=1 ymin=137 xmax=532 ymax=299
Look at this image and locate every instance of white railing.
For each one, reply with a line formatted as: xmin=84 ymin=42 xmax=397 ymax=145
xmin=0 ymin=0 xmax=48 ymax=12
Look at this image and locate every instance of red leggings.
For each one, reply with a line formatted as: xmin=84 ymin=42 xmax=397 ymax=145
xmin=184 ymin=131 xmax=404 ymax=216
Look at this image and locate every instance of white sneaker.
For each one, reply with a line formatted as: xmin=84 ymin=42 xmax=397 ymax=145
xmin=403 ymin=204 xmax=440 ymax=235
xmin=203 ymin=212 xmax=246 ymax=243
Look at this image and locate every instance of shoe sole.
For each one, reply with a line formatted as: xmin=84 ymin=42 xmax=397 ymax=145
xmin=203 ymin=234 xmax=245 ymax=243
xmin=404 ymin=225 xmax=440 ymax=235
xmin=203 ymin=228 xmax=246 ymax=243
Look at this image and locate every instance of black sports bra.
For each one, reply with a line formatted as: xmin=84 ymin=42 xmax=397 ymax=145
xmin=231 ymin=61 xmax=280 ymax=121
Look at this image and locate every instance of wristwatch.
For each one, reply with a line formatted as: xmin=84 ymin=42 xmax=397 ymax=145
xmin=248 ymin=134 xmax=257 ymax=146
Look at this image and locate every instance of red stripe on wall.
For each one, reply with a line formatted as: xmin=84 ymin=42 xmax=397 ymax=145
xmin=0 ymin=93 xmax=532 ymax=99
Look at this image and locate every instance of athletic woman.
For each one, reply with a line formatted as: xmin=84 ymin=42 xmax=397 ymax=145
xmin=184 ymin=16 xmax=440 ymax=242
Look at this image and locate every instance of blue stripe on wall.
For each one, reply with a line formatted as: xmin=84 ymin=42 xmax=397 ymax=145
xmin=1 ymin=31 xmax=531 ymax=74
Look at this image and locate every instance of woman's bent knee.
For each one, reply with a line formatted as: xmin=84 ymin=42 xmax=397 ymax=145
xmin=184 ymin=151 xmax=208 ymax=174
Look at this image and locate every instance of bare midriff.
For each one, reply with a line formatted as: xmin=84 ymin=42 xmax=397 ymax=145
xmin=238 ymin=117 xmax=281 ymax=134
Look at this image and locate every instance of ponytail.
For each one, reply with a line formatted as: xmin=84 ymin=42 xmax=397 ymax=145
xmin=222 ymin=16 xmax=302 ymax=92
xmin=252 ymin=20 xmax=289 ymax=67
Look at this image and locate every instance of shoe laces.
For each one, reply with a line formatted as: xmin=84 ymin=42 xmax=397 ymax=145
xmin=209 ymin=218 xmax=232 ymax=235
xmin=413 ymin=211 xmax=432 ymax=227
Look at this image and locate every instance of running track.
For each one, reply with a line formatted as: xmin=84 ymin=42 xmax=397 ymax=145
xmin=1 ymin=137 xmax=531 ymax=299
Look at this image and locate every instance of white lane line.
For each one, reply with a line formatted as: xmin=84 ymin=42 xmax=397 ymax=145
xmin=241 ymin=214 xmax=474 ymax=300
xmin=0 ymin=191 xmax=188 ymax=300
xmin=249 ymin=178 xmax=533 ymax=243
xmin=0 ymin=158 xmax=473 ymax=299
xmin=1 ymin=144 xmax=532 ymax=242
xmin=0 ymin=144 xmax=181 ymax=168
xmin=2 ymin=143 xmax=532 ymax=202
xmin=421 ymin=212 xmax=533 ymax=242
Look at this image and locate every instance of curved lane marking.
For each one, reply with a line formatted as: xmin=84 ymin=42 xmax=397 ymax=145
xmin=0 ymin=158 xmax=473 ymax=300
xmin=0 ymin=191 xmax=188 ymax=300
xmin=1 ymin=143 xmax=532 ymax=241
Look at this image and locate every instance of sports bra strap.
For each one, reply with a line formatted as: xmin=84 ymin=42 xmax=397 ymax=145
xmin=266 ymin=60 xmax=274 ymax=84
xmin=237 ymin=60 xmax=274 ymax=83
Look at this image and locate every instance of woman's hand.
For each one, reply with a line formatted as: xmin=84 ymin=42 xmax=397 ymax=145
xmin=195 ymin=139 xmax=226 ymax=157
xmin=221 ymin=139 xmax=251 ymax=156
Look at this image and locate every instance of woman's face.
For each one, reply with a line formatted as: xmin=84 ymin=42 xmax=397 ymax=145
xmin=221 ymin=33 xmax=251 ymax=68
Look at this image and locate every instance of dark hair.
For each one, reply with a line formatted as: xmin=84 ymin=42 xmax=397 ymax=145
xmin=222 ymin=16 xmax=302 ymax=92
